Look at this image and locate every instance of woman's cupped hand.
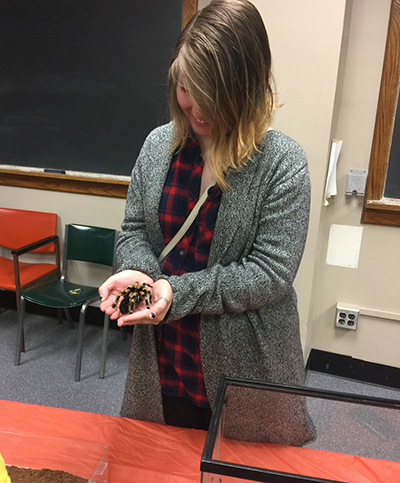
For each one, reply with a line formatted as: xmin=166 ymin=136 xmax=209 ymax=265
xmin=99 ymin=270 xmax=172 ymax=326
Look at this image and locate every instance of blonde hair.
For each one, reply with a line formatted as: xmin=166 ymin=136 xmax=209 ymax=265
xmin=168 ymin=0 xmax=275 ymax=189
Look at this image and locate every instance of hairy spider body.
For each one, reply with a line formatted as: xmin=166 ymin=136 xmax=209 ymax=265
xmin=112 ymin=282 xmax=153 ymax=314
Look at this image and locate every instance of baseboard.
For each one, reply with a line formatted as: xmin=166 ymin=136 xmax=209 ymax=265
xmin=306 ymin=349 xmax=400 ymax=391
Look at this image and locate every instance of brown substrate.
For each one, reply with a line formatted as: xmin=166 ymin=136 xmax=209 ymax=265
xmin=7 ymin=466 xmax=87 ymax=483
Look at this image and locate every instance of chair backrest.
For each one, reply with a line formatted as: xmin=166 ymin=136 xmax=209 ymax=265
xmin=0 ymin=207 xmax=57 ymax=253
xmin=64 ymin=224 xmax=118 ymax=267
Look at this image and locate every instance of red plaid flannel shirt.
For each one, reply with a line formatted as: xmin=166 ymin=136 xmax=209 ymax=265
xmin=156 ymin=139 xmax=222 ymax=408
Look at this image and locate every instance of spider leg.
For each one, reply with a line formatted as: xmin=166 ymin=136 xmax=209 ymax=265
xmin=112 ymin=292 xmax=123 ymax=308
xmin=112 ymin=287 xmax=132 ymax=309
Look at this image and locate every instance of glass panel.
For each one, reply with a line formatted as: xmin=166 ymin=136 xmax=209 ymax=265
xmin=202 ymin=379 xmax=400 ymax=483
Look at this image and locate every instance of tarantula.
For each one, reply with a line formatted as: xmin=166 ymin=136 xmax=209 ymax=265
xmin=111 ymin=282 xmax=153 ymax=314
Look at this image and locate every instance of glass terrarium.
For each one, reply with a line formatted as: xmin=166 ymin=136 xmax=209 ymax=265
xmin=201 ymin=376 xmax=400 ymax=483
xmin=0 ymin=430 xmax=108 ymax=482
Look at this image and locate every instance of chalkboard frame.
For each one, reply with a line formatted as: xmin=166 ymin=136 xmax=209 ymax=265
xmin=0 ymin=0 xmax=198 ymax=199
xmin=362 ymin=0 xmax=400 ymax=226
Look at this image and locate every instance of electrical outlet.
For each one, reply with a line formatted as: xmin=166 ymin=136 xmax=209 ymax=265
xmin=335 ymin=304 xmax=360 ymax=330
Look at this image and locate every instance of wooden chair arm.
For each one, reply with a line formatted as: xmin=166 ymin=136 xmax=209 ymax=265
xmin=11 ymin=235 xmax=59 ymax=257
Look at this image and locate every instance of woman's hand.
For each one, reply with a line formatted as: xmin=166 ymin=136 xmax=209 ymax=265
xmin=99 ymin=270 xmax=154 ymax=318
xmin=112 ymin=278 xmax=173 ymax=327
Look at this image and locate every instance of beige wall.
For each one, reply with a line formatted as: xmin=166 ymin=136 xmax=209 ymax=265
xmin=306 ymin=0 xmax=400 ymax=369
xmin=1 ymin=0 xmax=399 ymax=369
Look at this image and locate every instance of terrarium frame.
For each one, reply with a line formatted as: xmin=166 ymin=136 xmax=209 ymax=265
xmin=201 ymin=376 xmax=400 ymax=483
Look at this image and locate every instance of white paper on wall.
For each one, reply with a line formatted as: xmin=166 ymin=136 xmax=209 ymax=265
xmin=326 ymin=224 xmax=363 ymax=269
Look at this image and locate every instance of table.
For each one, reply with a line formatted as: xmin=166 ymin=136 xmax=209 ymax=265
xmin=0 ymin=399 xmax=206 ymax=483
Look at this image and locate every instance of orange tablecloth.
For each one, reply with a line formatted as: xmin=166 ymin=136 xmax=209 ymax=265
xmin=0 ymin=399 xmax=206 ymax=483
xmin=1 ymin=399 xmax=400 ymax=483
xmin=217 ymin=438 xmax=400 ymax=483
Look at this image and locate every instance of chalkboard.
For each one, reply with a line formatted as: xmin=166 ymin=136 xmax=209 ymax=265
xmin=384 ymin=95 xmax=400 ymax=199
xmin=0 ymin=0 xmax=183 ymax=177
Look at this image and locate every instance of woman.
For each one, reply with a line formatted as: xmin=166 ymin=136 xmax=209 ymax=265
xmin=99 ymin=0 xmax=315 ymax=442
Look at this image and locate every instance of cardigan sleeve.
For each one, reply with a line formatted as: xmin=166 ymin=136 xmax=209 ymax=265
xmin=161 ymin=139 xmax=311 ymax=322
xmin=116 ymin=131 xmax=164 ymax=281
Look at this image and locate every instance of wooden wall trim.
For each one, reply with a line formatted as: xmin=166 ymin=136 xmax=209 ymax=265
xmin=0 ymin=167 xmax=129 ymax=198
xmin=182 ymin=0 xmax=198 ymax=28
xmin=362 ymin=0 xmax=400 ymax=225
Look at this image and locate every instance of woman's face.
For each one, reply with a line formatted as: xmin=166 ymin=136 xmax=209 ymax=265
xmin=176 ymin=78 xmax=212 ymax=138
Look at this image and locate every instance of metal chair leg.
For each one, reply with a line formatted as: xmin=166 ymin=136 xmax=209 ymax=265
xmin=75 ymin=296 xmax=101 ymax=381
xmin=120 ymin=325 xmax=128 ymax=341
xmin=15 ymin=290 xmax=25 ymax=353
xmin=63 ymin=308 xmax=75 ymax=329
xmin=15 ymin=296 xmax=26 ymax=365
xmin=99 ymin=314 xmax=110 ymax=379
xmin=74 ymin=302 xmax=89 ymax=381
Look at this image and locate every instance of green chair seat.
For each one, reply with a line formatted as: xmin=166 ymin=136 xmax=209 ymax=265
xmin=23 ymin=280 xmax=100 ymax=308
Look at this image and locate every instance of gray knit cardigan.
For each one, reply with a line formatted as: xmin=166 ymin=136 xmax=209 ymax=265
xmin=117 ymin=122 xmax=315 ymax=443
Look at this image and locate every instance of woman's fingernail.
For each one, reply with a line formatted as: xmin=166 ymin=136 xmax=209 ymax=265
xmin=150 ymin=312 xmax=156 ymax=319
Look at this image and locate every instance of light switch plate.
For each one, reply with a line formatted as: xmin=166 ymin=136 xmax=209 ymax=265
xmin=345 ymin=168 xmax=367 ymax=196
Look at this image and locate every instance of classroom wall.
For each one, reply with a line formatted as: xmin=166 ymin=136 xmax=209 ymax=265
xmin=1 ymin=0 xmax=399 ymax=369
xmin=306 ymin=0 xmax=400 ymax=370
xmin=250 ymin=0 xmax=400 ymax=370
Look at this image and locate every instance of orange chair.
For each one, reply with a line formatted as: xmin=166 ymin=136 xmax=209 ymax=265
xmin=0 ymin=207 xmax=60 ymax=315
